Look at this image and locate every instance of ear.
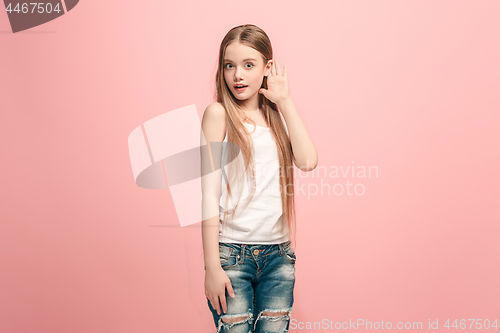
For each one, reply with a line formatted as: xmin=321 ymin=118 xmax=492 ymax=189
xmin=265 ymin=59 xmax=273 ymax=76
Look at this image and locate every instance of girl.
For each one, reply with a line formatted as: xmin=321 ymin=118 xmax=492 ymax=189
xmin=201 ymin=24 xmax=318 ymax=333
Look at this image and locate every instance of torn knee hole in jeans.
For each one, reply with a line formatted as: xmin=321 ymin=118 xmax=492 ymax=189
xmin=261 ymin=307 xmax=292 ymax=317
xmin=255 ymin=307 xmax=293 ymax=324
xmin=251 ymin=308 xmax=293 ymax=332
xmin=261 ymin=310 xmax=289 ymax=317
xmin=218 ymin=311 xmax=253 ymax=332
xmin=221 ymin=313 xmax=252 ymax=323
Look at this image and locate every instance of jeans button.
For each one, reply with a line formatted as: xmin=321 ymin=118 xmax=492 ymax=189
xmin=253 ymin=249 xmax=259 ymax=255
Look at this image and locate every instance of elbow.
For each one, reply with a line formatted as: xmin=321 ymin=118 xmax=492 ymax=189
xmin=295 ymin=149 xmax=318 ymax=172
xmin=295 ymin=157 xmax=318 ymax=172
xmin=305 ymin=159 xmax=318 ymax=172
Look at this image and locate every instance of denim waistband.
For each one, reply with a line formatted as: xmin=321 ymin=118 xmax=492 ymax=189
xmin=220 ymin=240 xmax=291 ymax=256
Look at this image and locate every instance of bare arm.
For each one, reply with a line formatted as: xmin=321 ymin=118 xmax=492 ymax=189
xmin=277 ymin=98 xmax=318 ymax=172
xmin=200 ymin=102 xmax=226 ymax=270
xmin=200 ymin=102 xmax=235 ymax=315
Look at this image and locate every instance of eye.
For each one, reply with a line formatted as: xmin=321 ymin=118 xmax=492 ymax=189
xmin=224 ymin=63 xmax=233 ymax=69
xmin=245 ymin=63 xmax=254 ymax=68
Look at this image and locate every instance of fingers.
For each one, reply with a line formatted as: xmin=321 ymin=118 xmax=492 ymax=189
xmin=271 ymin=58 xmax=285 ymax=77
xmin=208 ymin=286 xmax=235 ymax=316
xmin=226 ymin=281 xmax=235 ymax=298
xmin=209 ymin=296 xmax=221 ymax=315
xmin=220 ymin=293 xmax=227 ymax=315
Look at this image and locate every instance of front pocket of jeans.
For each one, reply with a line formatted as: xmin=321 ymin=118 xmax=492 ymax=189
xmin=284 ymin=244 xmax=296 ymax=263
xmin=219 ymin=245 xmax=239 ymax=268
xmin=219 ymin=245 xmax=232 ymax=264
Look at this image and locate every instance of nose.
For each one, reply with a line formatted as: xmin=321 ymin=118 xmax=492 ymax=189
xmin=234 ymin=67 xmax=243 ymax=81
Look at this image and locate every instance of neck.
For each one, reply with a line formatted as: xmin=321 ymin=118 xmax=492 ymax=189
xmin=237 ymin=92 xmax=260 ymax=113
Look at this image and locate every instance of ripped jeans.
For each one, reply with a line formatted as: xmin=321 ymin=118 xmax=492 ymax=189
xmin=206 ymin=240 xmax=296 ymax=333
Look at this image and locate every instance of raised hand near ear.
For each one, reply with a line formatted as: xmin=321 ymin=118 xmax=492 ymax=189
xmin=259 ymin=59 xmax=290 ymax=105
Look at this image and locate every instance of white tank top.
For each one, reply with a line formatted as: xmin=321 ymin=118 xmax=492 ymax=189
xmin=219 ymin=123 xmax=290 ymax=244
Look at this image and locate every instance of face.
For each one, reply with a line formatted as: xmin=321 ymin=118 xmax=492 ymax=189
xmin=223 ymin=42 xmax=272 ymax=101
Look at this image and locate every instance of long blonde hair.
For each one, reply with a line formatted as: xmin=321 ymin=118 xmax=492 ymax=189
xmin=214 ymin=24 xmax=297 ymax=247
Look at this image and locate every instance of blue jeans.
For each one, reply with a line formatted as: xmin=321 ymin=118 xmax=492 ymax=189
xmin=206 ymin=240 xmax=296 ymax=333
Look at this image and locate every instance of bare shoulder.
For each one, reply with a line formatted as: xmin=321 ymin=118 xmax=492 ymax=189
xmin=201 ymin=102 xmax=226 ymax=142
xmin=204 ymin=102 xmax=225 ymax=118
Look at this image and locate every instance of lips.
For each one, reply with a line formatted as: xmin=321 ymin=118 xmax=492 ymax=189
xmin=234 ymin=84 xmax=248 ymax=93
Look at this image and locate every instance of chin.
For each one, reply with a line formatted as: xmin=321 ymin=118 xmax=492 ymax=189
xmin=231 ymin=91 xmax=246 ymax=100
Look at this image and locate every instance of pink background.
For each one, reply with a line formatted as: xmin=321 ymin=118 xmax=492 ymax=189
xmin=1 ymin=0 xmax=499 ymax=332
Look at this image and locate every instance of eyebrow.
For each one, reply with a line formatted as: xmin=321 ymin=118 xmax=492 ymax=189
xmin=223 ymin=58 xmax=257 ymax=62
